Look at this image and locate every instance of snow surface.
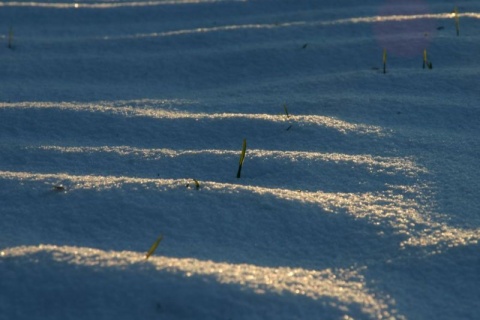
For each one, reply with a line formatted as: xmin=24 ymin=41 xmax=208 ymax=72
xmin=0 ymin=0 xmax=479 ymax=319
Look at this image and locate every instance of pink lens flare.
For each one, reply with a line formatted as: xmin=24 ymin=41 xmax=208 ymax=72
xmin=373 ymin=0 xmax=436 ymax=57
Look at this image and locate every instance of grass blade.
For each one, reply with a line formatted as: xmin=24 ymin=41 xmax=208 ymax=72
xmin=383 ymin=48 xmax=387 ymax=74
xmin=193 ymin=178 xmax=200 ymax=190
xmin=423 ymin=49 xmax=427 ymax=69
xmin=283 ymin=103 xmax=289 ymax=118
xmin=146 ymin=234 xmax=163 ymax=259
xmin=454 ymin=7 xmax=460 ymax=36
xmin=236 ymin=138 xmax=247 ymax=178
xmin=8 ymin=27 xmax=13 ymax=49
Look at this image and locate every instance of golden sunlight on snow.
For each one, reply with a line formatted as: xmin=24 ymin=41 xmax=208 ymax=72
xmin=88 ymin=12 xmax=480 ymax=42
xmin=34 ymin=145 xmax=423 ymax=175
xmin=0 ymin=170 xmax=478 ymax=250
xmin=0 ymin=244 xmax=402 ymax=319
xmin=0 ymin=101 xmax=384 ymax=135
xmin=1 ymin=1 xmax=479 ymax=318
xmin=0 ymin=0 xmax=247 ymax=9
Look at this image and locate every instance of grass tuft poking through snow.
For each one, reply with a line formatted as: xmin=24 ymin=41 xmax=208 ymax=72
xmin=236 ymin=138 xmax=247 ymax=179
xmin=145 ymin=235 xmax=163 ymax=259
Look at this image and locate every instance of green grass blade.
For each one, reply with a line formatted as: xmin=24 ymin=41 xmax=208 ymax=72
xmin=146 ymin=234 xmax=163 ymax=259
xmin=193 ymin=178 xmax=200 ymax=190
xmin=454 ymin=7 xmax=460 ymax=36
xmin=236 ymin=138 xmax=247 ymax=178
xmin=383 ymin=49 xmax=387 ymax=74
xmin=423 ymin=49 xmax=427 ymax=69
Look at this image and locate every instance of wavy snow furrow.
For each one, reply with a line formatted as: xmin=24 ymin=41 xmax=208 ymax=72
xmin=34 ymin=145 xmax=424 ymax=175
xmin=0 ymin=170 xmax=181 ymax=191
xmin=0 ymin=244 xmax=402 ymax=319
xmin=0 ymin=102 xmax=384 ymax=135
xmin=8 ymin=11 xmax=476 ymax=44
xmin=96 ymin=12 xmax=479 ymax=40
xmin=0 ymin=0 xmax=246 ymax=9
xmin=1 ymin=170 xmax=477 ymax=249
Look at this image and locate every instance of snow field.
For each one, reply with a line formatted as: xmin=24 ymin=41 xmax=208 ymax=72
xmin=1 ymin=1 xmax=479 ymax=319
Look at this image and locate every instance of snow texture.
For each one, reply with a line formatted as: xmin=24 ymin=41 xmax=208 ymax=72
xmin=0 ymin=0 xmax=479 ymax=319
